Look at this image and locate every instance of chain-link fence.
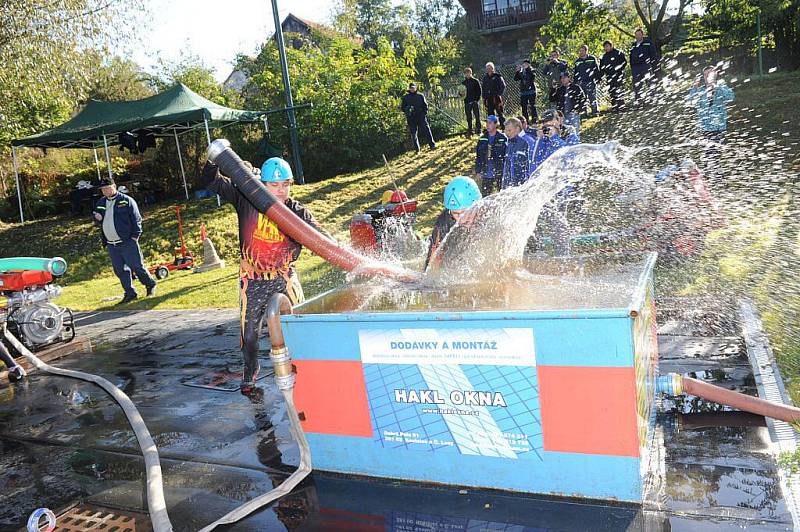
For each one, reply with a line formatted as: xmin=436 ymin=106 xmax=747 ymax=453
xmin=429 ymin=63 xmax=612 ymax=132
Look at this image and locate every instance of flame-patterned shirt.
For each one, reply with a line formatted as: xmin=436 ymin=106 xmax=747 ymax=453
xmin=202 ymin=165 xmax=324 ymax=277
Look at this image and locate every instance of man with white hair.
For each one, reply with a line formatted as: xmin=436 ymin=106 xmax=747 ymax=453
xmin=482 ymin=62 xmax=506 ymax=128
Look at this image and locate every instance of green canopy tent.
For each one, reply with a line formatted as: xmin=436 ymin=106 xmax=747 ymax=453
xmin=10 ymin=83 xmax=267 ymax=221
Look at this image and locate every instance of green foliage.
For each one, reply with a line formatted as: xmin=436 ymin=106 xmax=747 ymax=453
xmin=237 ymin=35 xmax=416 ymax=179
xmin=84 ymin=55 xmax=154 ymax=102
xmin=540 ymin=0 xmax=638 ymax=59
xmin=0 ymin=0 xmax=147 ymax=148
xmin=334 ymin=0 xmax=415 ymax=51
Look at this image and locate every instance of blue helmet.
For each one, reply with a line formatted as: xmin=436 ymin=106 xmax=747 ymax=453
xmin=260 ymin=157 xmax=293 ymax=182
xmin=443 ymin=176 xmax=481 ymax=211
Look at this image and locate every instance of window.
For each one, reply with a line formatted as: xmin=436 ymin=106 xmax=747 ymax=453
xmin=483 ymin=0 xmax=510 ymax=14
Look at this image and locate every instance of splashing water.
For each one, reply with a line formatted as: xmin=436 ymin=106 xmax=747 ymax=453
xmin=426 ymin=141 xmax=650 ymax=284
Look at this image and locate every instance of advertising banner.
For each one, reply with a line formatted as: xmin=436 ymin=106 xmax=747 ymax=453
xmin=359 ymin=328 xmax=543 ymax=461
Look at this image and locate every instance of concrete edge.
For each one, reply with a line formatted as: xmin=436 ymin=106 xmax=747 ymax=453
xmin=739 ymin=297 xmax=800 ymax=529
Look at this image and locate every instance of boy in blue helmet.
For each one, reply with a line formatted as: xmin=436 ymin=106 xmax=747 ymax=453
xmin=424 ymin=176 xmax=482 ymax=271
xmin=201 ymin=157 xmax=326 ymax=395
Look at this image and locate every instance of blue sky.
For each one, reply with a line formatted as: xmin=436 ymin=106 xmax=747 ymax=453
xmin=131 ymin=0 xmax=340 ymax=81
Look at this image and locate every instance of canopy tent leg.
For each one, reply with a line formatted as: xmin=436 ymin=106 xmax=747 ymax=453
xmin=93 ymin=148 xmax=102 ymax=181
xmin=174 ymin=130 xmax=189 ymax=200
xmin=102 ymin=134 xmax=113 ymax=180
xmin=11 ymin=146 xmax=24 ymax=223
xmin=204 ymin=118 xmax=220 ymax=207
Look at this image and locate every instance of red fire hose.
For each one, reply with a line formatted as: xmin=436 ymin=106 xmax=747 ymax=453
xmin=207 ymin=140 xmax=416 ymax=281
xmin=659 ymin=373 xmax=800 ymax=424
xmin=683 ymin=376 xmax=800 ymax=423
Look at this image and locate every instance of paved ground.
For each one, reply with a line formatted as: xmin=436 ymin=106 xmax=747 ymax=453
xmin=0 ymin=305 xmax=794 ymax=531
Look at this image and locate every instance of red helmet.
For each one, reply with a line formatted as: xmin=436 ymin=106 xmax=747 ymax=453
xmin=390 ymin=190 xmax=409 ymax=203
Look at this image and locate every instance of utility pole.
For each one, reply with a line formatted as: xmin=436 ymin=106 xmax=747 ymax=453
xmin=756 ymin=10 xmax=764 ymax=77
xmin=270 ymin=0 xmax=305 ymax=184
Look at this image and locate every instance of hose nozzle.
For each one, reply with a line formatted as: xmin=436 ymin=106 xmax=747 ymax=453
xmin=207 ymin=139 xmax=231 ymax=164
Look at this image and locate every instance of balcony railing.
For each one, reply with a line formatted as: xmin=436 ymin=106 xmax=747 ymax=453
xmin=467 ymin=1 xmax=550 ymax=31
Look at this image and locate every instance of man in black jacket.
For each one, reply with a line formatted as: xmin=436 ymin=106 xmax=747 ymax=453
xmin=554 ymin=72 xmax=587 ymax=133
xmin=514 ymin=59 xmax=538 ymax=124
xmin=482 ymin=62 xmax=506 ymax=128
xmin=573 ymin=45 xmax=601 ymax=116
xmin=462 ymin=67 xmax=482 ymax=135
xmin=630 ymin=28 xmax=658 ymax=104
xmin=401 ymin=82 xmax=436 ymax=152
xmin=600 ymin=40 xmax=627 ymax=111
xmin=542 ymin=50 xmax=568 ymax=109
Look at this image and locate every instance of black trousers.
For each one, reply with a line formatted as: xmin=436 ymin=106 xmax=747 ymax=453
xmin=608 ymin=80 xmax=625 ymax=110
xmin=239 ymin=273 xmax=304 ymax=385
xmin=408 ymin=114 xmax=435 ymax=151
xmin=484 ymin=96 xmax=505 ymax=128
xmin=520 ymin=94 xmax=538 ymax=123
xmin=632 ymin=69 xmax=649 ymax=102
xmin=464 ymin=101 xmax=481 ymax=133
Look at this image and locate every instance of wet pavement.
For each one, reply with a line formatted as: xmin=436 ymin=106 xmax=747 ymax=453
xmin=0 ymin=306 xmax=794 ymax=531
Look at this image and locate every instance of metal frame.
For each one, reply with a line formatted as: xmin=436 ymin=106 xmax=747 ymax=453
xmin=174 ymin=130 xmax=189 ymax=200
xmin=8 ymin=102 xmax=312 ymax=221
xmin=11 ymin=146 xmax=23 ymax=223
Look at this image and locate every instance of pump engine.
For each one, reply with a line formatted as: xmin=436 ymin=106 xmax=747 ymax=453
xmin=0 ymin=270 xmax=75 ymax=350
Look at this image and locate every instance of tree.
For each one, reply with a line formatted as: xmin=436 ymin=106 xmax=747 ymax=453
xmin=632 ymin=0 xmax=693 ymax=53
xmin=237 ymin=34 xmax=415 ymax=179
xmin=0 ymin=0 xmax=147 ymax=147
xmin=540 ymin=0 xmax=639 ymax=58
xmin=85 ymin=55 xmax=154 ymax=102
xmin=333 ymin=0 xmax=414 ymax=52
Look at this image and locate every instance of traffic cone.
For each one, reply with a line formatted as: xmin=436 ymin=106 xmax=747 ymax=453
xmin=195 ymin=223 xmax=225 ymax=273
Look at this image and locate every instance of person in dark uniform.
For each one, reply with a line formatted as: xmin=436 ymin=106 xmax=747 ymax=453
xmin=474 ymin=115 xmax=508 ymax=196
xmin=542 ymin=49 xmax=568 ymax=110
xmin=514 ymin=59 xmax=538 ymax=124
xmin=573 ymin=45 xmax=601 ymax=116
xmin=501 ymin=117 xmax=531 ymax=189
xmin=462 ymin=67 xmax=482 ymax=136
xmin=401 ymin=82 xmax=436 ymax=152
xmin=629 ymin=28 xmax=658 ymax=104
xmin=201 ymin=157 xmax=326 ymax=395
xmin=92 ymin=177 xmax=157 ymax=304
xmin=481 ymin=62 xmax=507 ymax=128
xmin=554 ymin=72 xmax=587 ymax=133
xmin=600 ymin=40 xmax=628 ymax=111
xmin=424 ymin=176 xmax=482 ymax=271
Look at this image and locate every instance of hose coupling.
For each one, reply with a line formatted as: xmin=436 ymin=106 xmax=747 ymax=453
xmin=269 ymin=346 xmax=295 ymax=390
xmin=655 ymin=373 xmax=683 ymax=396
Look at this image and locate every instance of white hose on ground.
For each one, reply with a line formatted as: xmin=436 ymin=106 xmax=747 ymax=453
xmin=2 ymin=327 xmax=173 ymax=532
xmin=198 ymin=387 xmax=313 ymax=531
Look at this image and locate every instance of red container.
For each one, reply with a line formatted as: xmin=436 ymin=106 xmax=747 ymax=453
xmin=0 ymin=270 xmax=54 ymax=293
xmin=350 ymin=214 xmax=378 ymax=252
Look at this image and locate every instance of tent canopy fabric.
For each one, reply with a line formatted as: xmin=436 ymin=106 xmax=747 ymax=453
xmin=12 ymin=83 xmax=265 ymax=149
